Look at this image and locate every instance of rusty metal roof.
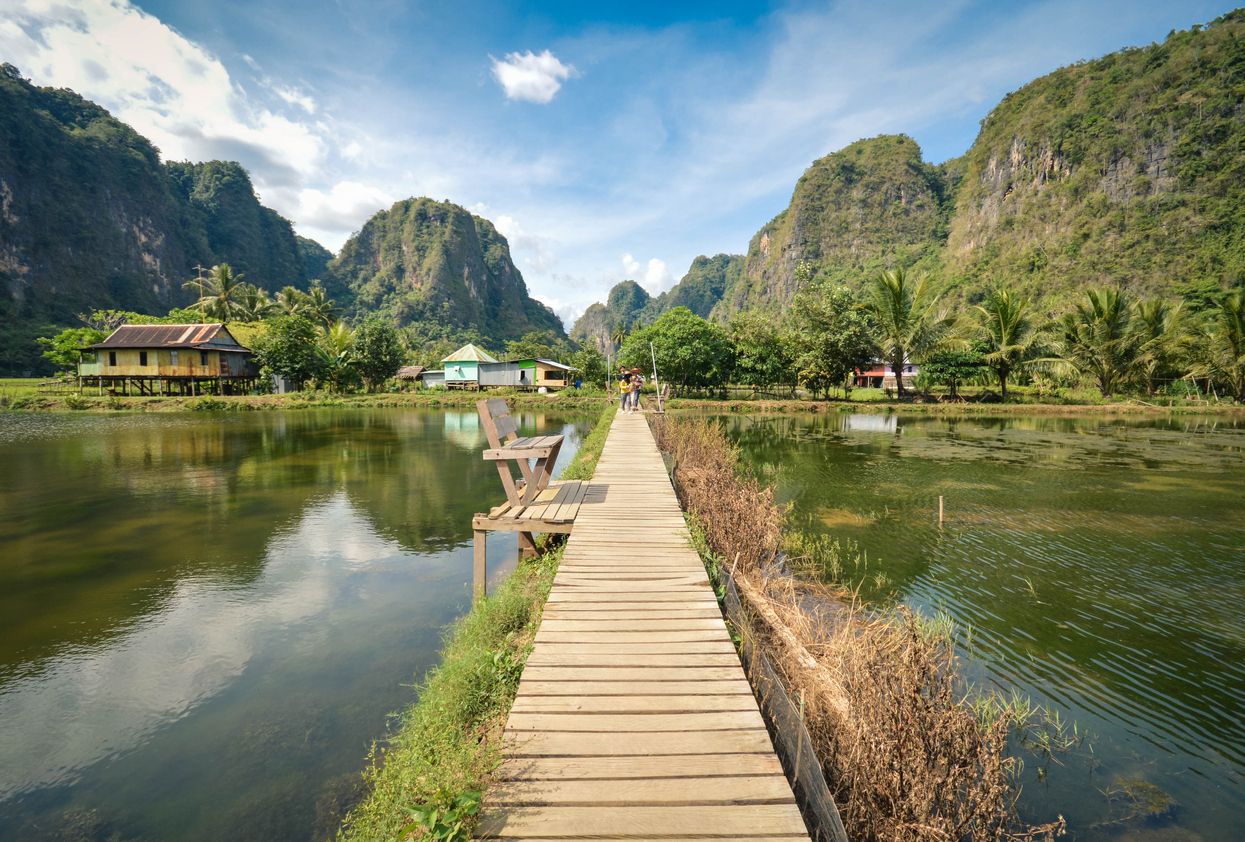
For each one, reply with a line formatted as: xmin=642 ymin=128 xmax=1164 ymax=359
xmin=87 ymin=324 xmax=248 ymax=350
xmin=396 ymin=365 xmax=426 ymax=379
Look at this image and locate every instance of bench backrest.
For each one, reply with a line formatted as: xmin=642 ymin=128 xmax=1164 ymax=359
xmin=478 ymin=398 xmax=517 ymax=448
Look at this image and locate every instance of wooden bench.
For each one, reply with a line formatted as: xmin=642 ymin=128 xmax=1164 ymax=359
xmin=472 ymin=399 xmax=601 ymax=602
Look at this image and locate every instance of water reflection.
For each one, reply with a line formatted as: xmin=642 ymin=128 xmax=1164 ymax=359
xmin=0 ymin=408 xmax=592 ymax=842
xmin=724 ymin=412 xmax=1245 ymax=842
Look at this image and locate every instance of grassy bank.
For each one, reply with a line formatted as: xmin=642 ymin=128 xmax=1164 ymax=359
xmin=650 ymin=414 xmax=1066 ymax=841
xmin=665 ymin=395 xmax=1245 ymax=417
xmin=337 ymin=403 xmax=615 ymax=842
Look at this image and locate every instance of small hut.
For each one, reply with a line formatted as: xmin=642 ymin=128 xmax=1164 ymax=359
xmin=442 ymin=344 xmax=498 ymax=389
xmin=78 ymin=323 xmax=259 ymax=395
xmin=396 ymin=365 xmax=426 ymax=390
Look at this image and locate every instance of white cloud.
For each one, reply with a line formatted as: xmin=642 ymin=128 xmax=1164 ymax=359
xmin=0 ymin=0 xmax=325 ymax=194
xmin=621 ymin=254 xmax=673 ymax=293
xmin=490 ymin=49 xmax=574 ymax=103
xmin=495 ymin=214 xmax=557 ymax=273
xmin=295 ymin=180 xmax=394 ymax=238
xmin=341 ymin=140 xmax=364 ymax=160
xmin=271 ymin=83 xmax=317 ymax=114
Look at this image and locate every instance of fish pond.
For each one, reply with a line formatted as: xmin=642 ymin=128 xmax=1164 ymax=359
xmin=0 ymin=408 xmax=596 ymax=842
xmin=725 ymin=411 xmax=1245 ymax=842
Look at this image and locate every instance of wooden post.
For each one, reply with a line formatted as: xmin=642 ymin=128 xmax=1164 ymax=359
xmin=473 ymin=528 xmax=487 ymax=603
xmin=518 ymin=531 xmax=537 ymax=561
xmin=938 ymin=495 xmax=944 ymax=526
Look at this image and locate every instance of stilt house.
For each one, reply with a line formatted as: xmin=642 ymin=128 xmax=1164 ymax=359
xmin=78 ymin=324 xmax=260 ymax=395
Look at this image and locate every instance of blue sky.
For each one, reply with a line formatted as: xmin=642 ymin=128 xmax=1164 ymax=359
xmin=2 ymin=0 xmax=1238 ymax=325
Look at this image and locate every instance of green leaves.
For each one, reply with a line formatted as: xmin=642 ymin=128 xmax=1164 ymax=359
xmin=619 ymin=307 xmax=734 ymax=390
xmin=401 ymin=791 xmax=481 ymax=841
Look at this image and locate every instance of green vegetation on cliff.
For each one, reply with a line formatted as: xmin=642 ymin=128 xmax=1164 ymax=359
xmin=326 ymin=198 xmax=565 ymax=347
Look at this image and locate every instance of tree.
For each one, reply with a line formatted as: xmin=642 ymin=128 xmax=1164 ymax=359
xmin=276 ymin=285 xmax=309 ymax=316
xmin=183 ymin=263 xmax=245 ymax=321
xmin=867 ymin=268 xmax=951 ymax=397
xmin=505 ymin=329 xmax=573 ymax=362
xmin=731 ymin=312 xmax=796 ymax=395
xmin=253 ymin=315 xmax=324 ymax=390
xmin=233 ymin=284 xmax=278 ymax=322
xmin=318 ymin=321 xmax=357 ymax=393
xmin=1188 ymin=290 xmax=1245 ymax=402
xmin=303 ymin=283 xmax=337 ymax=327
xmin=789 ymin=280 xmax=875 ymax=399
xmin=569 ymin=345 xmax=608 ymax=387
xmin=1133 ymin=298 xmax=1184 ymax=396
xmin=619 ymin=308 xmax=734 ymax=390
xmin=921 ymin=349 xmax=986 ymax=399
xmin=353 ymin=318 xmax=405 ymax=392
xmin=972 ymin=288 xmax=1043 ymax=401
xmin=1054 ymin=288 xmax=1140 ymax=397
xmin=37 ymin=327 xmax=105 ymax=372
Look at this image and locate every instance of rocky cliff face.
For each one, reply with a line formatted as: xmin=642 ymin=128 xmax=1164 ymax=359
xmin=326 ymin=198 xmax=564 ymax=344
xmin=0 ymin=65 xmax=326 ymax=373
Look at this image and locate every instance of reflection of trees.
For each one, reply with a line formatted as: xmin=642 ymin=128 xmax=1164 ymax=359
xmin=0 ymin=410 xmax=594 ymax=678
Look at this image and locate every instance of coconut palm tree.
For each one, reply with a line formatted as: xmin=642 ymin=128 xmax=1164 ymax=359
xmin=1054 ymin=288 xmax=1140 ymax=397
xmin=233 ymin=284 xmax=278 ymax=322
xmin=303 ymin=283 xmax=338 ymax=327
xmin=1133 ymin=298 xmax=1184 ymax=396
xmin=972 ymin=288 xmax=1042 ymax=401
xmin=318 ymin=320 xmax=357 ymax=392
xmin=181 ymin=263 xmax=245 ymax=321
xmin=1188 ymin=290 xmax=1245 ymax=402
xmin=867 ymin=268 xmax=951 ymax=397
xmin=276 ymin=285 xmax=308 ymax=316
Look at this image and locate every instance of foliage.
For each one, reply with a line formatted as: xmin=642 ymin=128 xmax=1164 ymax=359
xmin=619 ymin=307 xmax=734 ymax=389
xmin=568 ymin=345 xmax=608 ymax=387
xmin=1054 ymin=288 xmax=1141 ymax=397
xmin=353 ymin=318 xmax=406 ymax=392
xmin=972 ymin=288 xmax=1044 ymax=401
xmin=789 ymin=270 xmax=876 ymax=398
xmin=232 ymin=283 xmax=278 ymax=322
xmin=729 ymin=311 xmax=794 ymax=393
xmin=253 ymin=315 xmax=325 ymax=390
xmin=304 ymin=283 xmax=338 ymax=327
xmin=867 ymin=268 xmax=952 ymax=396
xmin=504 ymin=329 xmax=573 ymax=362
xmin=318 ymin=321 xmax=358 ymax=393
xmin=36 ymin=327 xmax=105 ymax=372
xmin=1187 ymin=290 xmax=1245 ymax=401
xmin=922 ymin=349 xmax=987 ymax=399
xmin=1133 ymin=298 xmax=1184 ymax=395
xmin=183 ymin=263 xmax=246 ymax=321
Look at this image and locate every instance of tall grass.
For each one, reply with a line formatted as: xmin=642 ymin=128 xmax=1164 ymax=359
xmin=650 ymin=415 xmax=1066 ymax=842
xmin=338 ymin=403 xmax=615 ymax=842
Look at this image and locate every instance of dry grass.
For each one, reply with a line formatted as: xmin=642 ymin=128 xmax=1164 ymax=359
xmin=650 ymin=415 xmax=1065 ymax=842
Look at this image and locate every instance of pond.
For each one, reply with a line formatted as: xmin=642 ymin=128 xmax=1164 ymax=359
xmin=0 ymin=408 xmax=596 ymax=842
xmin=726 ymin=411 xmax=1245 ymax=842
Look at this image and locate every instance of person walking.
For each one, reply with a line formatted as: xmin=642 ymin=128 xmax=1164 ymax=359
xmin=618 ymin=368 xmax=632 ymax=412
xmin=629 ymin=369 xmax=644 ymax=412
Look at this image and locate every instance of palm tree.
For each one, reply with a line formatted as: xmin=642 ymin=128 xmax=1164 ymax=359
xmin=1188 ymin=290 xmax=1245 ymax=402
xmin=182 ymin=263 xmax=245 ymax=321
xmin=972 ymin=288 xmax=1041 ymax=401
xmin=1055 ymin=288 xmax=1140 ymax=397
xmin=276 ymin=285 xmax=308 ymax=316
xmin=1134 ymin=298 xmax=1184 ymax=396
xmin=867 ymin=268 xmax=951 ymax=397
xmin=318 ymin=320 xmax=357 ymax=392
xmin=609 ymin=324 xmax=627 ymax=373
xmin=233 ymin=284 xmax=277 ymax=322
xmin=304 ymin=283 xmax=338 ymax=327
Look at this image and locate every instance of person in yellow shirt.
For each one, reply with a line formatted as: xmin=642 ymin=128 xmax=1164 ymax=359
xmin=618 ymin=369 xmax=632 ymax=412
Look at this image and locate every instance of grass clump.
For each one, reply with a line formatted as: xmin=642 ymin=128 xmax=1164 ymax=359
xmin=338 ymin=402 xmax=615 ymax=842
xmin=650 ymin=414 xmax=1066 ymax=842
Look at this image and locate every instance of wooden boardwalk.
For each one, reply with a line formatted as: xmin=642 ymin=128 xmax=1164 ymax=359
xmin=478 ymin=411 xmax=809 ymax=840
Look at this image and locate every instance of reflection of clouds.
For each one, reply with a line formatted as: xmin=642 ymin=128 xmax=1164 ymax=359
xmin=0 ymin=493 xmax=402 ymax=798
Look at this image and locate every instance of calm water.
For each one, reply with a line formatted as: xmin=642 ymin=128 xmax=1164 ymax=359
xmin=726 ymin=412 xmax=1245 ymax=842
xmin=0 ymin=408 xmax=594 ymax=842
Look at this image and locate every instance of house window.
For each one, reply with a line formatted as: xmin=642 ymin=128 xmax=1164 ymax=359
xmin=139 ymin=351 xmax=148 ymax=366
xmin=170 ymin=350 xmax=179 ymax=366
xmin=200 ymin=351 xmax=209 ymax=366
xmin=108 ymin=351 xmax=117 ymax=367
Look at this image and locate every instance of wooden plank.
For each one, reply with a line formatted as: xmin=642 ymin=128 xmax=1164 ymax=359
xmin=494 ymin=753 xmax=784 ymax=781
xmin=524 ymin=653 xmax=743 ymax=667
xmin=516 ymin=680 xmax=754 ymax=697
xmin=538 ymin=619 xmax=726 ymax=632
xmin=510 ymin=695 xmax=760 ymax=713
xmin=529 ymin=641 xmax=736 ymax=654
xmin=487 ymin=775 xmax=796 ymax=805
xmin=476 ymin=804 xmax=808 ymax=838
xmin=502 ymin=728 xmax=776 ymax=756
xmin=519 ymin=666 xmax=748 ymax=682
xmin=505 ymin=710 xmax=766 ymax=732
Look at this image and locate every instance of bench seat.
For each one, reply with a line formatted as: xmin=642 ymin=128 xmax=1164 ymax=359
xmin=482 ymin=434 xmax=564 ymax=460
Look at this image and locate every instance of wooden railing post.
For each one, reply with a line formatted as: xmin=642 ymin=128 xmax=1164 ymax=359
xmin=473 ymin=528 xmax=487 ymax=603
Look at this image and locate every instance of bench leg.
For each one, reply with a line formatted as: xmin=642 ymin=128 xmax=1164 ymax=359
xmin=518 ymin=531 xmax=537 ymax=562
xmin=473 ymin=529 xmax=487 ymax=603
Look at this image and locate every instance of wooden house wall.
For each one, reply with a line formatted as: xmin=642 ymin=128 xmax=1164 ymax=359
xmin=79 ymin=348 xmax=257 ymax=379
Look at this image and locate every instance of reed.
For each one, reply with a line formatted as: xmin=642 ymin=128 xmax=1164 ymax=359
xmin=650 ymin=414 xmax=1066 ymax=841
